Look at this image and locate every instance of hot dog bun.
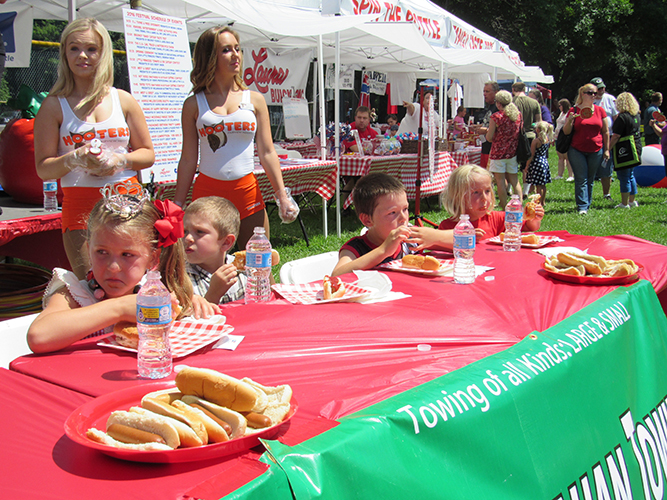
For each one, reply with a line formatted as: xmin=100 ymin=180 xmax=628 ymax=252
xmin=175 ymin=367 xmax=265 ymax=412
xmin=171 ymin=399 xmax=230 ymax=443
xmin=323 ymin=275 xmax=346 ymax=300
xmin=104 ymin=409 xmax=180 ymax=449
xmin=130 ymin=406 xmax=203 ymax=447
xmin=140 ymin=397 xmax=208 ymax=446
xmin=113 ymin=321 xmax=139 ymax=349
xmin=241 ymin=377 xmax=293 ymax=427
xmin=86 ymin=428 xmax=173 ymax=451
xmin=499 ymin=233 xmax=541 ymax=245
xmin=524 ymin=194 xmax=541 ymax=221
xmin=402 ymin=254 xmax=441 ymax=271
xmin=181 ymin=395 xmax=248 ymax=439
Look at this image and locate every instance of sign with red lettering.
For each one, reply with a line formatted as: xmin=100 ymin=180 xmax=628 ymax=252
xmin=243 ymin=47 xmax=312 ymax=106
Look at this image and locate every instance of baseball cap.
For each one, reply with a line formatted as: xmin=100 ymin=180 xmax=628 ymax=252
xmin=590 ymin=77 xmax=605 ymax=88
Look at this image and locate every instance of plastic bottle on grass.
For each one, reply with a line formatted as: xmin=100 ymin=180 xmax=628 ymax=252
xmin=136 ymin=270 xmax=172 ymax=379
xmin=503 ymin=194 xmax=523 ymax=252
xmin=245 ymin=227 xmax=272 ymax=303
xmin=43 ymin=180 xmax=58 ymax=211
xmin=453 ymin=214 xmax=476 ymax=284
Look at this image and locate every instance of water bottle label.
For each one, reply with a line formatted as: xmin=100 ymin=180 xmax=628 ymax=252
xmin=43 ymin=181 xmax=57 ymax=192
xmin=246 ymin=251 xmax=272 ymax=268
xmin=454 ymin=234 xmax=475 ymax=250
xmin=505 ymin=211 xmax=523 ymax=224
xmin=137 ymin=304 xmax=172 ymax=325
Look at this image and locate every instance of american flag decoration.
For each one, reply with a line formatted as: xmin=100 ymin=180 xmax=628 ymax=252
xmin=358 ymin=72 xmax=370 ymax=108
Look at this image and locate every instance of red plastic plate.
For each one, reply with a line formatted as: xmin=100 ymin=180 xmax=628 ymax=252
xmin=541 ymin=262 xmax=642 ymax=285
xmin=64 ymin=381 xmax=297 ymax=463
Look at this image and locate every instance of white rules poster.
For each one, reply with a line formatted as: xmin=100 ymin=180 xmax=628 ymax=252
xmin=123 ymin=9 xmax=192 ymax=183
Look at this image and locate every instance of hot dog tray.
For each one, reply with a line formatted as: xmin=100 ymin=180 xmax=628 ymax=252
xmin=540 ymin=261 xmax=643 ymax=285
xmin=486 ymin=234 xmax=564 ymax=248
xmin=64 ymin=381 xmax=297 ymax=463
xmin=272 ymin=282 xmax=372 ymax=304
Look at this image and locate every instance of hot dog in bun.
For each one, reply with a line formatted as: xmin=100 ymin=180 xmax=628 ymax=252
xmin=86 ymin=409 xmax=181 ymax=450
xmin=323 ymin=275 xmax=346 ymax=300
xmin=401 ymin=254 xmax=440 ymax=271
xmin=524 ymin=194 xmax=541 ymax=221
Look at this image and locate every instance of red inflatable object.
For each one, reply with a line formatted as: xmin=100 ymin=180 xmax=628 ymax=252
xmin=0 ymin=118 xmax=64 ymax=204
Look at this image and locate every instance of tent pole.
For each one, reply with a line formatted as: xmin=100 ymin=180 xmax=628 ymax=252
xmin=439 ymin=61 xmax=445 ymax=139
xmin=335 ymin=31 xmax=341 ymax=237
xmin=68 ymin=0 xmax=76 ymax=22
xmin=317 ymin=36 xmax=328 ymax=238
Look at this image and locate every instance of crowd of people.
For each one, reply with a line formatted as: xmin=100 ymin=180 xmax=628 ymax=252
xmin=22 ymin=16 xmax=664 ymax=354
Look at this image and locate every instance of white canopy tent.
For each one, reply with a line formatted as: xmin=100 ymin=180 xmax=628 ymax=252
xmin=11 ymin=0 xmax=551 ymax=235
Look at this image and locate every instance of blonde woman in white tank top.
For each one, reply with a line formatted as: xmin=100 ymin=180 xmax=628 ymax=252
xmin=34 ymin=18 xmax=154 ymax=279
xmin=175 ymin=26 xmax=296 ymax=251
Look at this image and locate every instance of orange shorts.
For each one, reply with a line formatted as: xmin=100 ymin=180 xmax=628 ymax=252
xmin=61 ymin=176 xmax=140 ymax=232
xmin=192 ymin=173 xmax=265 ymax=220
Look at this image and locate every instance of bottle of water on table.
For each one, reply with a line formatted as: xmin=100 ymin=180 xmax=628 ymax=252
xmin=136 ymin=270 xmax=172 ymax=379
xmin=453 ymin=214 xmax=476 ymax=284
xmin=43 ymin=180 xmax=58 ymax=211
xmin=503 ymin=194 xmax=523 ymax=252
xmin=245 ymin=227 xmax=272 ymax=303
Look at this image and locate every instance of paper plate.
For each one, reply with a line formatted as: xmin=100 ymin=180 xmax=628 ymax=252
xmin=272 ymin=282 xmax=371 ymax=304
xmin=376 ymin=258 xmax=454 ymax=276
xmin=64 ymin=381 xmax=297 ymax=463
xmin=486 ymin=234 xmax=564 ymax=249
xmin=541 ymin=262 xmax=642 ymax=285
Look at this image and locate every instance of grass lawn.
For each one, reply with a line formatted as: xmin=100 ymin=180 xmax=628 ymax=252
xmin=268 ymin=147 xmax=666 ymax=282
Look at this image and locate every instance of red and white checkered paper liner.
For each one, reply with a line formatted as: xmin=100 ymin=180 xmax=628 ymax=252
xmin=272 ymin=282 xmax=372 ymax=305
xmin=98 ymin=320 xmax=234 ymax=358
xmin=486 ymin=234 xmax=564 ymax=248
xmin=377 ymin=258 xmax=454 ymax=276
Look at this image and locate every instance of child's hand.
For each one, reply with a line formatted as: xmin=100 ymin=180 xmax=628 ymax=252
xmin=532 ymin=203 xmax=545 ymax=220
xmin=475 ymin=228 xmax=486 ymax=241
xmin=190 ymin=294 xmax=221 ymax=319
xmin=380 ymin=225 xmax=411 ymax=256
xmin=408 ymin=226 xmax=447 ymax=252
xmin=204 ymin=264 xmax=238 ymax=305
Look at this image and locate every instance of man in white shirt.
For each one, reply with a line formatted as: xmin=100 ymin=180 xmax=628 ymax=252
xmin=590 ymin=77 xmax=618 ymax=201
xmin=397 ymin=91 xmax=440 ymax=137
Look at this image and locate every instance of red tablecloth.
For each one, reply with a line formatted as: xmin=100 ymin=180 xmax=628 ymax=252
xmin=0 ymin=212 xmax=69 ymax=270
xmin=0 ymin=212 xmax=62 ymax=246
xmin=8 ymin=232 xmax=667 ymax=499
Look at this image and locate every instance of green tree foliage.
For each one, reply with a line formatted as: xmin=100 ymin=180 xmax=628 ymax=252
xmin=439 ymin=0 xmax=666 ymax=107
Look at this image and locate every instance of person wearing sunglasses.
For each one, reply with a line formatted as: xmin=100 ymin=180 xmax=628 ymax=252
xmin=561 ymin=84 xmax=610 ymax=215
xmin=590 ymin=77 xmax=618 ymax=202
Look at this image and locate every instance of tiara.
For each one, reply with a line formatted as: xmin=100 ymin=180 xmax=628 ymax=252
xmin=100 ymin=180 xmax=149 ymax=220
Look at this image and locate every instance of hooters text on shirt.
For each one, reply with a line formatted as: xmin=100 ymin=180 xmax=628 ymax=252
xmin=61 ymin=127 xmax=130 ymax=146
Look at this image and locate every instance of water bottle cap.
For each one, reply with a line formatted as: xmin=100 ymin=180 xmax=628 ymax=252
xmin=460 ymin=214 xmax=470 ymax=220
xmin=254 ymin=227 xmax=266 ymax=234
xmin=146 ymin=270 xmax=161 ymax=280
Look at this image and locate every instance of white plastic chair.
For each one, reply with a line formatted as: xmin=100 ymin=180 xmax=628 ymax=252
xmin=0 ymin=313 xmax=37 ymax=369
xmin=279 ymin=251 xmax=339 ymax=284
xmin=286 ymin=150 xmax=303 ymax=159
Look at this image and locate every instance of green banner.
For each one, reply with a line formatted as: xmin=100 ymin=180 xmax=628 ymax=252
xmin=255 ymin=280 xmax=667 ymax=499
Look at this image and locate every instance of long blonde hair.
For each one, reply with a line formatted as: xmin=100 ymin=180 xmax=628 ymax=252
xmin=615 ymin=92 xmax=640 ymax=116
xmin=87 ymin=199 xmax=193 ymax=318
xmin=534 ymin=121 xmax=555 ymax=145
xmin=441 ymin=164 xmax=494 ymax=219
xmin=575 ymin=84 xmax=597 ymax=107
xmin=191 ymin=26 xmax=246 ymax=94
xmin=50 ymin=18 xmax=113 ymax=113
xmin=495 ymin=90 xmax=520 ymax=122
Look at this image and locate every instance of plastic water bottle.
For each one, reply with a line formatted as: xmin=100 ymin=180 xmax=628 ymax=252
xmin=136 ymin=270 xmax=172 ymax=379
xmin=503 ymin=194 xmax=523 ymax=252
xmin=245 ymin=227 xmax=272 ymax=303
xmin=43 ymin=180 xmax=58 ymax=211
xmin=453 ymin=214 xmax=476 ymax=284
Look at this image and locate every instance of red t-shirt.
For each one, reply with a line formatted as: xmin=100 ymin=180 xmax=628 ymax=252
xmin=489 ymin=111 xmax=522 ymax=160
xmin=342 ymin=123 xmax=378 ymax=150
xmin=438 ymin=211 xmax=533 ymax=238
xmin=569 ymin=105 xmax=607 ymax=153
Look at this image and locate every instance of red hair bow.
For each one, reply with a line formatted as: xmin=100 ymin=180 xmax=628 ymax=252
xmin=153 ymin=199 xmax=184 ymax=248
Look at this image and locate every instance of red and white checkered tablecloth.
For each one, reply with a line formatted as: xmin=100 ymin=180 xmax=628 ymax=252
xmin=341 ymin=152 xmax=458 ymax=208
xmin=400 ymin=151 xmax=458 ymax=200
xmin=153 ymin=159 xmax=338 ymax=205
xmin=275 ymin=141 xmax=318 ymax=158
xmin=255 ymin=160 xmax=338 ymax=201
xmin=450 ymin=150 xmax=469 ymax=166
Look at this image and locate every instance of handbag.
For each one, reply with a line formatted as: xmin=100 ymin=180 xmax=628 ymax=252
xmin=613 ymin=135 xmax=641 ymax=169
xmin=555 ymin=128 xmax=573 ymax=154
xmin=516 ymin=127 xmax=531 ymax=164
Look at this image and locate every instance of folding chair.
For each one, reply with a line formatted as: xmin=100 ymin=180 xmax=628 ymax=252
xmin=279 ymin=251 xmax=339 ymax=284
